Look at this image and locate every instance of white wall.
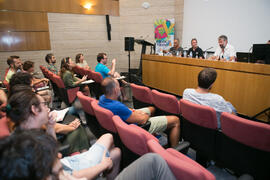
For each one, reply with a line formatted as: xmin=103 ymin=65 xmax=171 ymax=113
xmin=182 ymin=0 xmax=270 ymax=52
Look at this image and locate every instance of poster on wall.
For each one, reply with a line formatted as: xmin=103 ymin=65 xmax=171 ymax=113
xmin=154 ymin=18 xmax=175 ymax=55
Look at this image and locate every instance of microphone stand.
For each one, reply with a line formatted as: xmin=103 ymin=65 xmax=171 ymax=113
xmin=247 ymin=46 xmax=253 ymax=63
xmin=204 ymin=47 xmax=213 ymax=59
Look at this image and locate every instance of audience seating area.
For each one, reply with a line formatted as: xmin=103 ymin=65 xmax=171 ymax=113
xmin=74 ymin=90 xmax=217 ymax=179
xmin=1 ymin=65 xmax=269 ymax=180
xmin=130 ymin=83 xmax=270 ymax=179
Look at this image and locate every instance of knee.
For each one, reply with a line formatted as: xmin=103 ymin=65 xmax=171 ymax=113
xmin=168 ymin=116 xmax=180 ymax=126
xmin=111 ymin=147 xmax=121 ymax=159
xmin=148 ymin=106 xmax=155 ymax=114
xmin=101 ymin=133 xmax=114 ymax=143
xmin=99 ymin=133 xmax=114 ymax=147
xmin=143 ymin=153 xmax=164 ymax=165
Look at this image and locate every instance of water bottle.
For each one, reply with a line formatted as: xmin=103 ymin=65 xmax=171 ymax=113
xmin=183 ymin=50 xmax=187 ymax=57
xmin=204 ymin=51 xmax=207 ymax=59
xmin=189 ymin=51 xmax=193 ymax=58
xmin=196 ymin=52 xmax=198 ymax=59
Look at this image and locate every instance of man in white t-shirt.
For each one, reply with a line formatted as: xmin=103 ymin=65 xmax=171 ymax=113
xmin=211 ymin=35 xmax=236 ymax=62
xmin=183 ymin=68 xmax=236 ymax=129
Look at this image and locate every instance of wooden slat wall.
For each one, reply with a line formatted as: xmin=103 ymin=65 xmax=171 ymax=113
xmin=0 ymin=11 xmax=50 ymax=51
xmin=0 ymin=32 xmax=51 ymax=51
xmin=0 ymin=0 xmax=119 ymax=16
xmin=0 ymin=11 xmax=49 ymax=31
xmin=0 ymin=0 xmax=119 ymax=51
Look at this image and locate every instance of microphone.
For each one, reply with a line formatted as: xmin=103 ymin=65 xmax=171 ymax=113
xmin=248 ymin=46 xmax=253 ymax=53
xmin=204 ymin=47 xmax=213 ymax=52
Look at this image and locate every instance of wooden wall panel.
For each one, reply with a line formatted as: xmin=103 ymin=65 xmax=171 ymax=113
xmin=0 ymin=0 xmax=119 ymax=16
xmin=111 ymin=1 xmax=120 ymax=16
xmin=0 ymin=32 xmax=51 ymax=51
xmin=0 ymin=11 xmax=49 ymax=31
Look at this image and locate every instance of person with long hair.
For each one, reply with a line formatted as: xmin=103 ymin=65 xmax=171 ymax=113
xmin=75 ymin=53 xmax=90 ymax=69
xmin=60 ymin=57 xmax=90 ymax=96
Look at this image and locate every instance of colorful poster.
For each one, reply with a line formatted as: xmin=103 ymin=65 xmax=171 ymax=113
xmin=154 ymin=18 xmax=175 ymax=54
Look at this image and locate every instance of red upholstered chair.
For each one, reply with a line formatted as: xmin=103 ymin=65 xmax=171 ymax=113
xmin=77 ymin=92 xmax=102 ymax=137
xmin=112 ymin=115 xmax=158 ymax=168
xmin=180 ymin=99 xmax=218 ymax=165
xmin=77 ymin=91 xmax=96 ymax=116
xmin=112 ymin=115 xmax=158 ymax=156
xmin=130 ymin=83 xmax=153 ymax=109
xmin=84 ymin=69 xmax=93 ymax=80
xmin=151 ymin=89 xmax=180 ymax=115
xmin=91 ymin=101 xmax=116 ymax=133
xmin=147 ymin=139 xmax=215 ymax=180
xmin=91 ymin=101 xmax=122 ymax=149
xmin=72 ymin=65 xmax=89 ymax=79
xmin=91 ymin=71 xmax=103 ymax=84
xmin=216 ymin=112 xmax=270 ymax=179
xmin=51 ymin=75 xmax=79 ymax=106
xmin=90 ymin=71 xmax=103 ymax=99
xmin=0 ymin=117 xmax=9 ymax=139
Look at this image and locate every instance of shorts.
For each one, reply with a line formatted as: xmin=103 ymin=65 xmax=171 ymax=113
xmin=61 ymin=143 xmax=110 ymax=174
xmin=137 ymin=108 xmax=167 ymax=134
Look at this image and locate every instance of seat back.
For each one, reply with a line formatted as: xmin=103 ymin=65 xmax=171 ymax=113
xmin=91 ymin=71 xmax=103 ymax=83
xmin=91 ymin=101 xmax=117 ymax=133
xmin=84 ymin=69 xmax=93 ymax=80
xmin=72 ymin=65 xmax=89 ymax=78
xmin=147 ymin=139 xmax=215 ymax=180
xmin=77 ymin=91 xmax=96 ymax=116
xmin=0 ymin=117 xmax=10 ymax=139
xmin=90 ymin=71 xmax=103 ymax=99
xmin=53 ymin=75 xmax=65 ymax=88
xmin=221 ymin=112 xmax=270 ymax=152
xmin=217 ymin=112 xmax=270 ymax=179
xmin=180 ymin=99 xmax=217 ymax=129
xmin=130 ymin=83 xmax=153 ymax=108
xmin=76 ymin=91 xmax=103 ymax=137
xmin=52 ymin=75 xmax=79 ymax=105
xmin=180 ymin=99 xmax=218 ymax=163
xmin=112 ymin=115 xmax=157 ymax=155
xmin=152 ymin=89 xmax=180 ymax=115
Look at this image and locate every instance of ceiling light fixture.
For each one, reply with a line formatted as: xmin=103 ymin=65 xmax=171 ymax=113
xmin=83 ymin=3 xmax=92 ymax=10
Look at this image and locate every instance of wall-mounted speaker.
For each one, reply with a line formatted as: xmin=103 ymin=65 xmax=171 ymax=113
xmin=125 ymin=37 xmax=134 ymax=51
xmin=106 ymin=15 xmax=111 ymax=41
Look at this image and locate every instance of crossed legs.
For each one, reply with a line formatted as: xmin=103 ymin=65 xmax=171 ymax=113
xmin=146 ymin=106 xmax=180 ymax=147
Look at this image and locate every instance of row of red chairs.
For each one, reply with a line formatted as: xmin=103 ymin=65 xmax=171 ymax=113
xmin=76 ymin=91 xmax=215 ymax=180
xmin=40 ymin=65 xmax=79 ymax=106
xmin=130 ymin=83 xmax=270 ymax=179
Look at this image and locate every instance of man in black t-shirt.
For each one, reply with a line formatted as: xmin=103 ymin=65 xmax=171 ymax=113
xmin=163 ymin=38 xmax=183 ymax=56
xmin=187 ymin=38 xmax=204 ymax=59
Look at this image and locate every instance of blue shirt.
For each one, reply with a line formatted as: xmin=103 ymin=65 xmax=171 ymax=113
xmin=98 ymin=95 xmax=132 ymax=122
xmin=95 ymin=63 xmax=110 ymax=79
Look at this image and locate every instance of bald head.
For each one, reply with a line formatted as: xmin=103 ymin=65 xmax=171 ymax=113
xmin=101 ymin=77 xmax=118 ymax=97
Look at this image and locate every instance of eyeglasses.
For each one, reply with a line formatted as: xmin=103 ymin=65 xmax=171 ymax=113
xmin=40 ymin=101 xmax=49 ymax=107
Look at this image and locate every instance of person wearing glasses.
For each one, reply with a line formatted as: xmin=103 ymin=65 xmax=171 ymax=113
xmin=95 ymin=53 xmax=121 ymax=79
xmin=211 ymin=35 xmax=236 ymax=62
xmin=0 ymin=129 xmax=176 ymax=180
xmin=4 ymin=89 xmax=121 ymax=180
